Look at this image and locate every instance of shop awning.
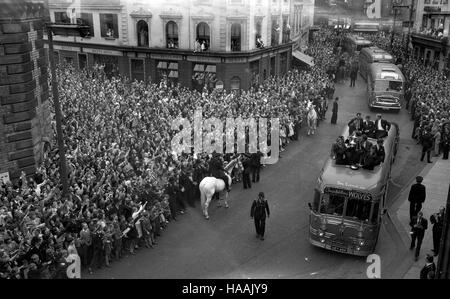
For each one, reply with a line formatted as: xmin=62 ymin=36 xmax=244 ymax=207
xmin=292 ymin=50 xmax=315 ymax=67
xmin=168 ymin=62 xmax=178 ymax=70
xmin=157 ymin=61 xmax=167 ymax=69
xmin=194 ymin=64 xmax=205 ymax=72
xmin=205 ymin=65 xmax=216 ymax=73
xmin=168 ymin=71 xmax=178 ymax=78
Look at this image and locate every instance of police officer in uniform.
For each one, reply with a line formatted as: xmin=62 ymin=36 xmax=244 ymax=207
xmin=208 ymin=152 xmax=230 ymax=192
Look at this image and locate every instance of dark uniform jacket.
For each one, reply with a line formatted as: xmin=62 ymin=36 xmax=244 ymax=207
xmin=408 ymin=183 xmax=426 ymax=204
xmin=250 ymin=199 xmax=270 ymax=220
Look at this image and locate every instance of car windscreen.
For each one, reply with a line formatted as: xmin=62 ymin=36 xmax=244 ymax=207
xmin=320 ymin=193 xmax=345 ymax=216
xmin=345 ymin=197 xmax=372 ymax=222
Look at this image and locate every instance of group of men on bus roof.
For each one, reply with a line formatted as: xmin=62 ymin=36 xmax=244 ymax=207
xmin=330 ymin=113 xmax=390 ymax=170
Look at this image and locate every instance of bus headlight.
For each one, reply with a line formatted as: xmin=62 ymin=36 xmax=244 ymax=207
xmin=356 ymin=246 xmax=361 ymax=251
xmin=320 ymin=238 xmax=326 ymax=243
xmin=319 ymin=231 xmax=324 ymax=237
xmin=359 ymin=240 xmax=365 ymax=246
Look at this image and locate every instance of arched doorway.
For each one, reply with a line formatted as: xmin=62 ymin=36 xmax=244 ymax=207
xmin=137 ymin=20 xmax=149 ymax=47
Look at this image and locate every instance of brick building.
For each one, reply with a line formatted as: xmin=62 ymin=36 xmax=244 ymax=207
xmin=0 ymin=0 xmax=53 ymax=182
xmin=45 ymin=0 xmax=315 ymax=91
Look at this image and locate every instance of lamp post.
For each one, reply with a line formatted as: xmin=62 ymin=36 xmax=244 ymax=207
xmin=45 ymin=23 xmax=90 ymax=198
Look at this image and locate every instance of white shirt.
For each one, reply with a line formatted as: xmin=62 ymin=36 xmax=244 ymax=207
xmin=377 ymin=120 xmax=383 ymax=131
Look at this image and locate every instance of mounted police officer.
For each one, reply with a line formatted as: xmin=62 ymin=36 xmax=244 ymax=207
xmin=208 ymin=151 xmax=230 ymax=192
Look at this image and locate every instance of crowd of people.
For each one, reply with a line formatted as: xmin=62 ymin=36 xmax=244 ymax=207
xmin=0 ymin=35 xmax=338 ymax=278
xmin=1 ymin=23 xmax=448 ymax=279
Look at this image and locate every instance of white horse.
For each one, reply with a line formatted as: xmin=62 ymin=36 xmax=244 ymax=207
xmin=307 ymin=105 xmax=318 ymax=136
xmin=199 ymin=156 xmax=240 ymax=220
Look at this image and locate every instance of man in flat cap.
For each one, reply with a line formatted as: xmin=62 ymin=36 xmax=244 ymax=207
xmin=408 ymin=176 xmax=426 ymax=221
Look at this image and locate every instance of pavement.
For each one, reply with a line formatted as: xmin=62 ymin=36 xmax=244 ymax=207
xmin=389 ymin=157 xmax=450 ymax=279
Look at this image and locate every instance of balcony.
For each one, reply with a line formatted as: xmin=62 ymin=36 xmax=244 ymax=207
xmin=411 ymin=32 xmax=449 ymax=51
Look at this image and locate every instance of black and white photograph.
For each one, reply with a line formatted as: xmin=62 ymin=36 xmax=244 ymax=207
xmin=0 ymin=0 xmax=450 ymax=285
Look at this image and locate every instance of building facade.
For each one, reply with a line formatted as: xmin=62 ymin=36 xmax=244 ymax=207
xmin=411 ymin=0 xmax=450 ymax=71
xmin=0 ymin=0 xmax=53 ymax=181
xmin=45 ymin=0 xmax=315 ymax=90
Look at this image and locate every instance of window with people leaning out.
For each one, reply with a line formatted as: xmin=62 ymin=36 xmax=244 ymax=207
xmin=76 ymin=13 xmax=94 ymax=37
xmin=54 ymin=11 xmax=70 ymax=23
xmin=100 ymin=13 xmax=119 ymax=39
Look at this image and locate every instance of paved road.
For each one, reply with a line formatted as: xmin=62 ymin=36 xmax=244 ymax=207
xmin=89 ymin=75 xmax=425 ymax=279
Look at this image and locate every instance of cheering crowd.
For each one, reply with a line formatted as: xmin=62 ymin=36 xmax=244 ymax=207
xmin=0 ymin=40 xmax=336 ymax=278
xmin=1 ymin=24 xmax=449 ymax=279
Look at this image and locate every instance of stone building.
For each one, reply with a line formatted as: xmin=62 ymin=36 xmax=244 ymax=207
xmin=45 ymin=0 xmax=315 ymax=91
xmin=0 ymin=0 xmax=52 ymax=182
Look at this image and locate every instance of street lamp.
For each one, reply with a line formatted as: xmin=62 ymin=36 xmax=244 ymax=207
xmin=45 ymin=23 xmax=90 ymax=198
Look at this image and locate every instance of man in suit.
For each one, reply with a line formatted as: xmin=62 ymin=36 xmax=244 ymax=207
xmin=374 ymin=138 xmax=386 ymax=163
xmin=430 ymin=207 xmax=445 ymax=256
xmin=242 ymin=155 xmax=252 ymax=189
xmin=374 ymin=114 xmax=391 ymax=139
xmin=408 ymin=176 xmax=426 ymax=221
xmin=251 ymin=151 xmax=263 ymax=183
xmin=331 ymin=97 xmax=338 ymax=125
xmin=410 ymin=211 xmax=428 ymax=261
xmin=348 ymin=113 xmax=364 ymax=135
xmin=250 ymin=192 xmax=270 ymax=240
xmin=350 ymin=65 xmax=358 ymax=87
xmin=420 ymin=127 xmax=433 ymax=163
xmin=362 ymin=115 xmax=375 ymax=138
xmin=420 ymin=254 xmax=436 ymax=279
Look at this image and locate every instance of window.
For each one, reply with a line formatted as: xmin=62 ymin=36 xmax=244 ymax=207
xmin=255 ymin=21 xmax=264 ymax=48
xmin=230 ymin=76 xmax=241 ymax=90
xmin=54 ymin=12 xmax=70 ymax=24
xmin=157 ymin=60 xmax=178 ymax=86
xmin=64 ymin=56 xmax=74 ymax=65
xmin=345 ymin=197 xmax=372 ymax=222
xmin=371 ymin=202 xmax=380 ymax=224
xmin=77 ymin=13 xmax=94 ymax=37
xmin=93 ymin=54 xmax=119 ymax=78
xmin=196 ymin=22 xmax=210 ymax=51
xmin=231 ymin=23 xmax=241 ymax=51
xmin=282 ymin=17 xmax=290 ymax=43
xmin=78 ymin=53 xmax=87 ymax=69
xmin=271 ymin=20 xmax=279 ymax=46
xmin=319 ymin=193 xmax=345 ymax=216
xmin=192 ymin=64 xmax=216 ymax=91
xmin=130 ymin=59 xmax=145 ymax=82
xmin=137 ymin=20 xmax=149 ymax=47
xmin=166 ymin=21 xmax=179 ymax=49
xmin=280 ymin=52 xmax=287 ymax=75
xmin=312 ymin=189 xmax=321 ymax=212
xmin=250 ymin=60 xmax=260 ymax=87
xmin=388 ymin=81 xmax=403 ymax=92
xmin=100 ymin=14 xmax=119 ymax=38
xmin=270 ymin=56 xmax=276 ymax=76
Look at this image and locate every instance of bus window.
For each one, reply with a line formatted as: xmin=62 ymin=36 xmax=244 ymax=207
xmin=345 ymin=197 xmax=371 ymax=221
xmin=320 ymin=193 xmax=345 ymax=216
xmin=388 ymin=81 xmax=402 ymax=92
xmin=313 ymin=189 xmax=320 ymax=212
xmin=371 ymin=202 xmax=380 ymax=224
